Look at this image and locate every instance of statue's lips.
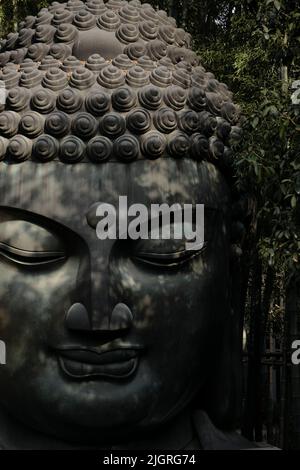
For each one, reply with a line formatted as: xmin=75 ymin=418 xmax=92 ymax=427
xmin=56 ymin=348 xmax=142 ymax=379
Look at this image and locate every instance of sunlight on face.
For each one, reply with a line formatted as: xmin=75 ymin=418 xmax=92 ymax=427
xmin=0 ymin=158 xmax=231 ymax=443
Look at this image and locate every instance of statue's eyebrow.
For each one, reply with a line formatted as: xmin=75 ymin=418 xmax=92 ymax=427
xmin=0 ymin=206 xmax=74 ymax=242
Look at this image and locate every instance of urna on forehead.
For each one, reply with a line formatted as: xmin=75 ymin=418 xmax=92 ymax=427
xmin=0 ymin=0 xmax=241 ymax=168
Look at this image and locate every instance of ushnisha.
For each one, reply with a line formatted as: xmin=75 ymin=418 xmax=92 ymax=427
xmin=0 ymin=0 xmax=241 ymax=167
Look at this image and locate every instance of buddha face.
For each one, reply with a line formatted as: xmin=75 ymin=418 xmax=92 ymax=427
xmin=0 ymin=158 xmax=231 ymax=444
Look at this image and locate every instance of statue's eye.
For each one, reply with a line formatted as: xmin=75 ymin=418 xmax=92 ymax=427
xmin=0 ymin=219 xmax=67 ymax=267
xmin=128 ymin=208 xmax=218 ymax=267
xmin=131 ymin=242 xmax=208 ymax=268
xmin=0 ymin=242 xmax=66 ymax=267
xmin=129 ymin=219 xmax=207 ymax=268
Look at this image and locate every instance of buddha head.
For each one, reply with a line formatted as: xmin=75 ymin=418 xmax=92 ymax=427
xmin=0 ymin=0 xmax=245 ymax=447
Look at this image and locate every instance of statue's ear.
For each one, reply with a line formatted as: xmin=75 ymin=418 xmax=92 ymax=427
xmin=199 ymin=245 xmax=243 ymax=431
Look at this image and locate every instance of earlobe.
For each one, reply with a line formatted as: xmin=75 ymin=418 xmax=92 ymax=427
xmin=200 ymin=237 xmax=244 ymax=431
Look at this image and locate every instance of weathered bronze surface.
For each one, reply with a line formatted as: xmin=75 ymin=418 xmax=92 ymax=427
xmin=0 ymin=0 xmax=253 ymax=450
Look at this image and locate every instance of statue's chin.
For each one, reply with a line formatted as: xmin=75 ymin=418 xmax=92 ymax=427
xmin=0 ymin=398 xmax=196 ymax=449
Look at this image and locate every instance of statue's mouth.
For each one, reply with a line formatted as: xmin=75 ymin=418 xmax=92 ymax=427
xmin=55 ymin=347 xmax=143 ymax=380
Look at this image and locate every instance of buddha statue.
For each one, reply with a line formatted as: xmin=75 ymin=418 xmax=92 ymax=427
xmin=0 ymin=0 xmax=255 ymax=450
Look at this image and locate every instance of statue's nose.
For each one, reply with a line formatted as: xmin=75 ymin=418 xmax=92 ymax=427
xmin=65 ymin=302 xmax=133 ymax=332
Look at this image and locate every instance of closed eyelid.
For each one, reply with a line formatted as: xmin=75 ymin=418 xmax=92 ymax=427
xmin=0 ymin=242 xmax=65 ymax=257
xmin=0 ymin=219 xmax=65 ymax=253
xmin=136 ymin=242 xmax=207 ymax=259
xmin=131 ymin=242 xmax=208 ymax=268
xmin=0 ymin=242 xmax=67 ymax=267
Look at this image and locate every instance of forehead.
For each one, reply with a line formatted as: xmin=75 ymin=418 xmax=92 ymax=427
xmin=0 ymin=159 xmax=230 ymax=230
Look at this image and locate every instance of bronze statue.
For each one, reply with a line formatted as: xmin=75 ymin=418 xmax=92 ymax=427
xmin=0 ymin=0 xmax=254 ymax=450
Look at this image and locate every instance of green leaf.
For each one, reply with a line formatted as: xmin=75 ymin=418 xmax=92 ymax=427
xmin=274 ymin=0 xmax=281 ymax=11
